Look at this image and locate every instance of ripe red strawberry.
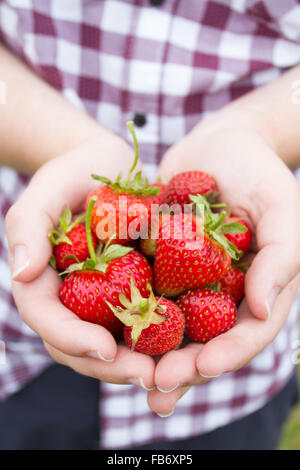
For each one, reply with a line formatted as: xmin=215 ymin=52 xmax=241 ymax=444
xmin=154 ymin=214 xmax=230 ymax=296
xmin=59 ymin=197 xmax=153 ymax=338
xmin=219 ymin=265 xmax=245 ymax=304
xmin=86 ymin=122 xmax=163 ymax=246
xmin=154 ymin=195 xmax=245 ymax=297
xmin=60 ymin=250 xmax=152 ymax=337
xmin=224 ymin=217 xmax=251 ymax=254
xmin=164 ymin=171 xmax=217 ymax=208
xmin=177 ymin=288 xmax=237 ymax=343
xmin=107 ymin=280 xmax=185 ymax=355
xmin=48 ymin=206 xmax=97 ymax=272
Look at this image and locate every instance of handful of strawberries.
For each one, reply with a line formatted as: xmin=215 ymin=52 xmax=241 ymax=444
xmin=49 ymin=122 xmax=251 ymax=356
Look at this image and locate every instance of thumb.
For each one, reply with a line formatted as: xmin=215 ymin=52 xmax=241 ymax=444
xmin=4 ymin=148 xmax=95 ymax=283
xmin=245 ymin=206 xmax=300 ymax=320
xmin=5 ymin=197 xmax=54 ymax=282
xmin=4 ymin=133 xmax=138 ymax=282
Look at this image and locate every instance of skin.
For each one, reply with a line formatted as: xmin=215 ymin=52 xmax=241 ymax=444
xmin=2 ymin=44 xmax=300 ymax=415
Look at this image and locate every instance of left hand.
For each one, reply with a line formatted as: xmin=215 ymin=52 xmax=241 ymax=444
xmin=146 ymin=123 xmax=300 ymax=416
xmin=7 ymin=134 xmax=156 ymax=390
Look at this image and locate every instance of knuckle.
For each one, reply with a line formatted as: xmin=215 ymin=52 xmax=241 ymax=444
xmin=5 ymin=203 xmax=22 ymax=231
xmin=11 ymin=293 xmax=32 ymax=327
xmin=43 ymin=341 xmax=63 ymax=364
xmin=88 ymin=364 xmax=103 ymax=380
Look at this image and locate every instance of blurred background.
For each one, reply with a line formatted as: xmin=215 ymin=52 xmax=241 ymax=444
xmin=280 ymin=366 xmax=300 ymax=449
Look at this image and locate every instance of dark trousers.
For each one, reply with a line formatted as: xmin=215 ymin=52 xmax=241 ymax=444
xmin=0 ymin=364 xmax=298 ymax=450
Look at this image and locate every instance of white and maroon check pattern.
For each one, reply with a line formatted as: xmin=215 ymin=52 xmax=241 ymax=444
xmin=0 ymin=0 xmax=300 ymax=449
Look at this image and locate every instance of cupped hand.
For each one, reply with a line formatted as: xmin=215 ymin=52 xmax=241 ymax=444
xmin=5 ymin=133 xmax=156 ymax=389
xmin=148 ymin=124 xmax=300 ymax=415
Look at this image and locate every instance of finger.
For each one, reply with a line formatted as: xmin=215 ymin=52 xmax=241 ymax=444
xmin=246 ymin=184 xmax=300 ymax=320
xmin=44 ymin=342 xmax=156 ymax=388
xmin=196 ymin=273 xmax=300 ymax=377
xmin=154 ymin=343 xmax=209 ymax=393
xmin=147 ymin=386 xmax=190 ymax=416
xmin=13 ymin=266 xmax=118 ymax=361
xmin=5 ymin=157 xmax=92 ymax=282
xmin=5 ymin=136 xmax=137 ymax=283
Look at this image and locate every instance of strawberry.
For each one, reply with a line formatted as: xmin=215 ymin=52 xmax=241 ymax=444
xmin=219 ymin=265 xmax=246 ymax=304
xmin=224 ymin=217 xmax=251 ymax=254
xmin=48 ymin=206 xmax=97 ymax=272
xmin=154 ymin=195 xmax=245 ymax=297
xmin=140 ymin=233 xmax=157 ymax=259
xmin=177 ymin=288 xmax=237 ymax=343
xmin=86 ymin=122 xmax=162 ymax=245
xmin=106 ymin=280 xmax=185 ymax=355
xmin=59 ymin=197 xmax=153 ymax=338
xmin=164 ymin=171 xmax=217 ymax=208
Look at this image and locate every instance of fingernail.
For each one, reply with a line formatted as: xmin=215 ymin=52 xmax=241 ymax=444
xmin=265 ymin=286 xmax=281 ymax=320
xmin=87 ymin=351 xmax=115 ymax=362
xmin=199 ymin=372 xmax=221 ymax=379
xmin=157 ymin=383 xmax=180 ymax=393
xmin=157 ymin=410 xmax=174 ymax=418
xmin=128 ymin=377 xmax=155 ymax=391
xmin=11 ymin=245 xmax=29 ymax=279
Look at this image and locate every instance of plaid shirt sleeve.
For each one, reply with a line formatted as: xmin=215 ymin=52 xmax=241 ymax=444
xmin=0 ymin=0 xmax=299 ymax=449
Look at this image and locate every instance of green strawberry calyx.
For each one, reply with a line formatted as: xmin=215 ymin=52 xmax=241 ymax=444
xmin=106 ymin=279 xmax=168 ymax=351
xmin=60 ymin=196 xmax=133 ymax=275
xmin=91 ymin=121 xmax=161 ymax=197
xmin=233 ymin=261 xmax=251 ymax=274
xmin=190 ymin=194 xmax=247 ymax=261
xmin=48 ymin=205 xmax=85 ymax=246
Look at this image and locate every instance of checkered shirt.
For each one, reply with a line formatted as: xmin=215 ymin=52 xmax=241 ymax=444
xmin=0 ymin=0 xmax=300 ymax=449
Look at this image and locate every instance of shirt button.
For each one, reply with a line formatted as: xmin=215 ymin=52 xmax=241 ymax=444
xmin=149 ymin=0 xmax=165 ymax=6
xmin=133 ymin=113 xmax=147 ymax=128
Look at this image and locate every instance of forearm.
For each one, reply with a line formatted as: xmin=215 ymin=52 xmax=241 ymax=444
xmin=0 ymin=44 xmax=112 ymax=173
xmin=194 ymin=65 xmax=300 ymax=168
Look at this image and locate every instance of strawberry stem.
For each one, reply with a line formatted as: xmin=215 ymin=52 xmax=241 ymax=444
xmin=91 ymin=122 xmax=160 ymax=197
xmin=126 ymin=121 xmax=139 ymax=184
xmin=86 ymin=196 xmax=97 ymax=264
xmin=210 ymin=202 xmax=231 ymax=218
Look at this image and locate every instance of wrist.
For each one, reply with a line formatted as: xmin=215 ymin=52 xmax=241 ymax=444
xmin=159 ymin=110 xmax=279 ymax=183
xmin=0 ymin=44 xmax=126 ymax=174
xmin=37 ymin=129 xmax=137 ymax=189
xmin=19 ymin=120 xmax=112 ymax=175
xmin=14 ymin=119 xmax=127 ymax=176
xmin=192 ymin=105 xmax=277 ymax=154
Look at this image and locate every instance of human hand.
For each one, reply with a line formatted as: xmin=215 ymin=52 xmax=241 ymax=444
xmin=147 ymin=123 xmax=300 ymax=415
xmin=5 ymin=133 xmax=156 ymax=390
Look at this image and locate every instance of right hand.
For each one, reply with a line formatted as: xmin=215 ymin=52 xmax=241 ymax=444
xmin=5 ymin=134 xmax=156 ymax=390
